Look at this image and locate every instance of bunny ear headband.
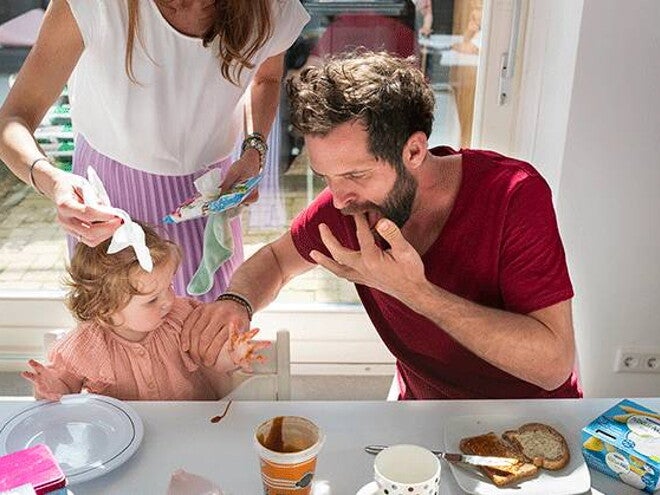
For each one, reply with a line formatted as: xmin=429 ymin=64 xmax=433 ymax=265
xmin=86 ymin=167 xmax=154 ymax=272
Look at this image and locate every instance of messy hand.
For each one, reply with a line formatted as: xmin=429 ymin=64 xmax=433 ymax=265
xmin=51 ymin=169 xmax=122 ymax=246
xmin=217 ymin=328 xmax=270 ymax=373
xmin=219 ymin=150 xmax=261 ymax=204
xmin=309 ymin=213 xmax=427 ymax=301
xmin=22 ymin=359 xmax=72 ymax=401
xmin=182 ymin=300 xmax=252 ymax=367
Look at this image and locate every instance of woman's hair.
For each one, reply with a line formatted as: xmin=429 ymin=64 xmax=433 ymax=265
xmin=125 ymin=0 xmax=272 ymax=85
xmin=286 ymin=51 xmax=435 ymax=173
xmin=64 ymin=223 xmax=181 ymax=326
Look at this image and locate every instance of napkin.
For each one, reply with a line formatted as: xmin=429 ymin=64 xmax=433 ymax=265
xmin=166 ymin=469 xmax=225 ymax=495
xmin=86 ymin=167 xmax=153 ymax=272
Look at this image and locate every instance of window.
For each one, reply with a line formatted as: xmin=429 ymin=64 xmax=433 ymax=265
xmin=2 ymin=0 xmax=526 ymax=372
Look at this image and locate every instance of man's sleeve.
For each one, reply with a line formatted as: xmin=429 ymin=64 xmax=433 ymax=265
xmin=499 ymin=176 xmax=574 ymax=314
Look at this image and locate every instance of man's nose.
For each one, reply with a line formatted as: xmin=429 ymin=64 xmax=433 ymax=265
xmin=329 ymin=181 xmax=356 ymax=210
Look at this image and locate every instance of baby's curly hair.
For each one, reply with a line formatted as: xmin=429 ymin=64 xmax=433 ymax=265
xmin=64 ymin=223 xmax=181 ymax=326
xmin=286 ymin=51 xmax=435 ymax=172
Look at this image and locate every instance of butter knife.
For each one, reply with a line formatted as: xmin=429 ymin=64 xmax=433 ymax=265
xmin=364 ymin=444 xmax=519 ymax=468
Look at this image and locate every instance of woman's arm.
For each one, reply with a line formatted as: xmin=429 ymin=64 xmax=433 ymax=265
xmin=0 ymin=0 xmax=120 ymax=245
xmin=220 ymin=52 xmax=285 ymax=190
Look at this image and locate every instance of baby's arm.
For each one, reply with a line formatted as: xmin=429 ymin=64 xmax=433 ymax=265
xmin=215 ymin=328 xmax=270 ymax=374
xmin=22 ymin=359 xmax=82 ymax=401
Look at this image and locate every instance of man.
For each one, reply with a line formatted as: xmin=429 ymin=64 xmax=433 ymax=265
xmin=184 ymin=51 xmax=581 ymax=400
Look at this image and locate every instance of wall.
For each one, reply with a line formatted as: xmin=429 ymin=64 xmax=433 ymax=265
xmin=554 ymin=0 xmax=660 ymax=396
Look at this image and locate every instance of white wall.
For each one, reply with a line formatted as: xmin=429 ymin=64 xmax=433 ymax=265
xmin=513 ymin=0 xmax=584 ymax=193
xmin=553 ymin=0 xmax=660 ymax=396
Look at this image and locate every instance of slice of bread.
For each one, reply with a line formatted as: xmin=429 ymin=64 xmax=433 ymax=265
xmin=503 ymin=423 xmax=570 ymax=470
xmin=459 ymin=432 xmax=539 ymax=487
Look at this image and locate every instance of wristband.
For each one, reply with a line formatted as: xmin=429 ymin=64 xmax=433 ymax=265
xmin=216 ymin=291 xmax=253 ymax=321
xmin=29 ymin=157 xmax=50 ymax=196
xmin=240 ymin=132 xmax=268 ymax=172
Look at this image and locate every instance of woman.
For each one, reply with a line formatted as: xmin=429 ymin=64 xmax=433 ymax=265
xmin=0 ymin=0 xmax=309 ymax=301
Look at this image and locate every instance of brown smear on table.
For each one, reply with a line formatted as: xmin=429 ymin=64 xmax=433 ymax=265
xmin=210 ymin=400 xmax=233 ymax=424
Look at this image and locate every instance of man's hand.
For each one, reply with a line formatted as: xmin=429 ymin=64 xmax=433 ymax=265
xmin=309 ymin=213 xmax=427 ymax=300
xmin=182 ymin=300 xmax=251 ymax=367
xmin=22 ymin=359 xmax=72 ymax=401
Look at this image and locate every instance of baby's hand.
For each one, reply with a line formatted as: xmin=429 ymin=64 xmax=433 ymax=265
xmin=22 ymin=359 xmax=71 ymax=401
xmin=216 ymin=328 xmax=270 ymax=373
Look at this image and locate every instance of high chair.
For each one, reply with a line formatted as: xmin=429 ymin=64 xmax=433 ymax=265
xmin=223 ymin=329 xmax=291 ymax=401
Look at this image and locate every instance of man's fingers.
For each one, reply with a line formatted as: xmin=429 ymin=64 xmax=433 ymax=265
xmin=375 ymin=219 xmax=409 ymax=254
xmin=318 ymin=223 xmax=355 ymax=266
xmin=310 ymin=249 xmax=345 ymax=276
xmin=204 ymin=326 xmax=230 ymax=368
xmin=354 ymin=213 xmax=378 ymax=254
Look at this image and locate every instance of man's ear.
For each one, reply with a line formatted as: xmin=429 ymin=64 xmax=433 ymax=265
xmin=402 ymin=131 xmax=428 ymax=170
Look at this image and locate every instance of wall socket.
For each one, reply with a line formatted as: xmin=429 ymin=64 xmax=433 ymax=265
xmin=614 ymin=348 xmax=660 ymax=373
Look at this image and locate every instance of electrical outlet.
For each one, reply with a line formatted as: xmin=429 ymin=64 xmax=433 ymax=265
xmin=614 ymin=348 xmax=660 ymax=373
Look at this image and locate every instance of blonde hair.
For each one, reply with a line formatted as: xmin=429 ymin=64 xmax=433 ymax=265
xmin=125 ymin=0 xmax=272 ymax=85
xmin=65 ymin=223 xmax=181 ymax=327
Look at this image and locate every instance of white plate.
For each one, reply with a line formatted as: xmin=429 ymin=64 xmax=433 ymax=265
xmin=0 ymin=394 xmax=143 ymax=485
xmin=443 ymin=415 xmax=590 ymax=495
xmin=355 ymin=481 xmax=379 ymax=495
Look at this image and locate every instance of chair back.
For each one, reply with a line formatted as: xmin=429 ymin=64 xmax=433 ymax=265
xmin=222 ymin=329 xmax=291 ymax=401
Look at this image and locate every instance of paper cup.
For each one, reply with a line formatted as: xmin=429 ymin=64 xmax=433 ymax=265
xmin=254 ymin=416 xmax=325 ymax=494
xmin=374 ymin=444 xmax=441 ymax=495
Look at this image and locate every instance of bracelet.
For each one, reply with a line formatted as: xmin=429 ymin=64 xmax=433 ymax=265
xmin=29 ymin=157 xmax=50 ymax=196
xmin=216 ymin=292 xmax=253 ymax=321
xmin=240 ymin=132 xmax=268 ymax=173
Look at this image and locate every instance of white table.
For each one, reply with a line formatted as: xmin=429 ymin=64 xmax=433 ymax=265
xmin=1 ymin=397 xmax=658 ymax=494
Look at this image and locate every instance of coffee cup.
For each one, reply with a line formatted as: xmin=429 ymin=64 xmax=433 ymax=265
xmin=373 ymin=444 xmax=441 ymax=495
xmin=254 ymin=416 xmax=325 ymax=495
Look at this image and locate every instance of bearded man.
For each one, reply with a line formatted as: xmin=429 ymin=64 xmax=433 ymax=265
xmin=184 ymin=51 xmax=581 ymax=400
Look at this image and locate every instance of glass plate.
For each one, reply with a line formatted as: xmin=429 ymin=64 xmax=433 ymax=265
xmin=0 ymin=394 xmax=143 ymax=485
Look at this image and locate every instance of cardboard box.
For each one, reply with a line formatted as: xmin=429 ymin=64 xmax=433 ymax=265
xmin=582 ymin=399 xmax=660 ymax=493
xmin=0 ymin=444 xmax=66 ymax=494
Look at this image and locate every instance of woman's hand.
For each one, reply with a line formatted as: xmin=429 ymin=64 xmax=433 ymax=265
xmin=218 ymin=149 xmax=261 ymax=204
xmin=22 ymin=359 xmax=73 ymax=401
xmin=49 ymin=168 xmax=122 ymax=246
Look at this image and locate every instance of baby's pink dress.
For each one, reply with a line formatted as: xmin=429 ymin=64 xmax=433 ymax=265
xmin=47 ymin=298 xmax=220 ymax=400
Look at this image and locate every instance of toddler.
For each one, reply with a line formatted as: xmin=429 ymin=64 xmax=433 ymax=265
xmin=22 ymin=223 xmax=267 ymax=401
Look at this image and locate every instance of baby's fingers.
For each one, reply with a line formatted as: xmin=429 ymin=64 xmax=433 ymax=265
xmin=27 ymin=359 xmax=47 ymax=373
xmin=249 ymin=341 xmax=271 ymax=353
xmin=21 ymin=370 xmax=38 ymax=384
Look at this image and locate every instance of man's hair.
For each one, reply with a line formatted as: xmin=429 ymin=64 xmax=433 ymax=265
xmin=64 ymin=223 xmax=181 ymax=326
xmin=286 ymin=51 xmax=435 ymax=171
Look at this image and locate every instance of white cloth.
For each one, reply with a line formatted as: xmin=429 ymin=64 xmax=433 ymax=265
xmin=86 ymin=167 xmax=154 ymax=272
xmin=65 ymin=0 xmax=309 ymax=176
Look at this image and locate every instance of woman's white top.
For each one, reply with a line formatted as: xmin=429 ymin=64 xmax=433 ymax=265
xmin=66 ymin=0 xmax=309 ymax=176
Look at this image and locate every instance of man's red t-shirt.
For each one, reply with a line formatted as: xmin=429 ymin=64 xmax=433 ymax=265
xmin=291 ymin=147 xmax=581 ymax=399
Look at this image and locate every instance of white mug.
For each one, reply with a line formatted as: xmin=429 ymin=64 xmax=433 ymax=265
xmin=374 ymin=444 xmax=441 ymax=495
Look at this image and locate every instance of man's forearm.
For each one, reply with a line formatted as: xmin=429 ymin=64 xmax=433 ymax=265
xmin=227 ymin=244 xmax=288 ymax=312
xmin=402 ymin=281 xmax=575 ymax=390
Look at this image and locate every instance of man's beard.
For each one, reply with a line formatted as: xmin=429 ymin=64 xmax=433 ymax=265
xmin=340 ymin=168 xmax=417 ymax=228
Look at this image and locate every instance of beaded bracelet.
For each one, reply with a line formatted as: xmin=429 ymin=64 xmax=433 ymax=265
xmin=216 ymin=292 xmax=254 ymax=321
xmin=240 ymin=132 xmax=268 ymax=173
xmin=29 ymin=157 xmax=50 ymax=196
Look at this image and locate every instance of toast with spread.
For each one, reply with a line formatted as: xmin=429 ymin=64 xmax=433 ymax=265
xmin=459 ymin=422 xmax=570 ymax=487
